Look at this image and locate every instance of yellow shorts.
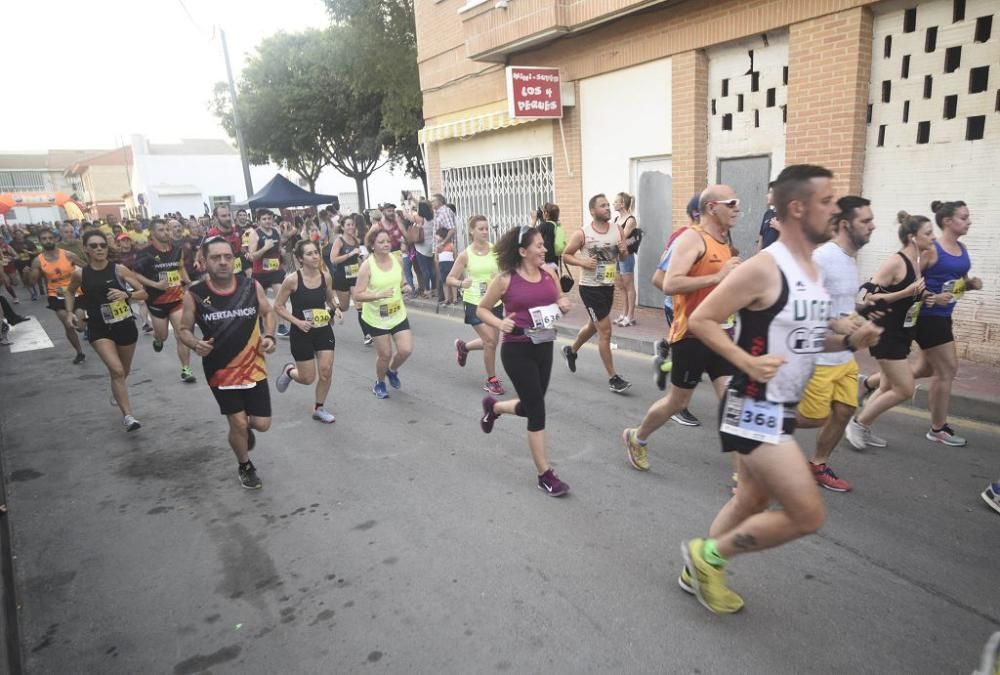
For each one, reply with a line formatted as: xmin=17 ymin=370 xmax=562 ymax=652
xmin=797 ymin=360 xmax=858 ymax=421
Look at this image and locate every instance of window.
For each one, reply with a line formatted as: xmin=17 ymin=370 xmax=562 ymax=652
xmin=722 ymin=113 xmax=733 ymax=131
xmin=877 ymin=125 xmax=887 ymax=146
xmin=884 ymin=35 xmax=892 ymax=58
xmin=916 ymin=121 xmax=931 ymax=144
xmin=0 ymin=171 xmax=45 ymax=192
xmin=782 ymin=104 xmax=787 ymax=124
xmin=737 ymin=94 xmax=744 ymax=112
xmin=904 ymin=8 xmax=917 ymax=33
xmin=966 ymin=115 xmax=985 ymax=140
xmin=767 ymin=88 xmax=777 ymax=107
xmin=754 ymin=110 xmax=760 ymax=128
xmin=924 ymin=75 xmax=934 ymax=99
xmin=722 ymin=79 xmax=729 ymax=96
xmin=750 ymin=72 xmax=760 ymax=92
xmin=903 ymin=100 xmax=910 ymax=123
xmin=943 ymin=95 xmax=958 ymax=119
xmin=954 ymin=0 xmax=966 ymax=22
xmin=711 ymin=99 xmax=717 ymax=115
xmin=782 ymin=66 xmax=788 ymax=86
xmin=925 ymin=26 xmax=938 ymax=52
xmin=882 ymin=80 xmax=892 ymax=103
xmin=970 ymin=66 xmax=989 ymax=94
xmin=867 ymin=103 xmax=873 ymax=124
xmin=945 ymin=46 xmax=961 ymax=73
xmin=975 ymin=16 xmax=993 ymax=43
xmin=901 ymin=54 xmax=911 ymax=78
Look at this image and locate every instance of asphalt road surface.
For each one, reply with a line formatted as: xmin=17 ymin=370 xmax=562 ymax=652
xmin=1 ymin=303 xmax=997 ymax=674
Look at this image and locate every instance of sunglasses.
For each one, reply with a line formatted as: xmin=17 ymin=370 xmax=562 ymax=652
xmin=87 ymin=242 xmax=108 ymax=249
xmin=710 ymin=199 xmax=740 ymax=209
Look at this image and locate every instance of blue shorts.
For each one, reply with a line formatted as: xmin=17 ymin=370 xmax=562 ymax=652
xmin=617 ymin=254 xmax=636 ymax=274
xmin=465 ymin=302 xmax=503 ymax=326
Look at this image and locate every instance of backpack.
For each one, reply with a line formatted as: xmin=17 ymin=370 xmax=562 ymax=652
xmin=550 ymin=221 xmax=566 ymax=257
xmin=626 ymin=227 xmax=643 ymax=255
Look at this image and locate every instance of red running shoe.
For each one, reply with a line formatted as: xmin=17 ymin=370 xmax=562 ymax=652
xmin=811 ymin=463 xmax=852 ymax=492
xmin=455 ymin=339 xmax=469 ymax=367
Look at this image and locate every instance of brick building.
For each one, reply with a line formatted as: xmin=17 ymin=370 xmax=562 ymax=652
xmin=415 ymin=0 xmax=1000 ymax=363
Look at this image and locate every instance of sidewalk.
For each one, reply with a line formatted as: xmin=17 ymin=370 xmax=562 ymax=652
xmin=407 ymin=296 xmax=1000 ymax=426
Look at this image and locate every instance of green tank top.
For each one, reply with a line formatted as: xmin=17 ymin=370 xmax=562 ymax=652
xmin=361 ymin=254 xmax=407 ymax=330
xmin=462 ymin=244 xmax=500 ymax=307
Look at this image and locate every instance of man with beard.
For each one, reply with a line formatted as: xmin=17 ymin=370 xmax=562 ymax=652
xmin=57 ymin=221 xmax=86 ymax=261
xmin=29 ymin=228 xmax=87 ymax=362
xmin=795 ymin=197 xmax=877 ymax=493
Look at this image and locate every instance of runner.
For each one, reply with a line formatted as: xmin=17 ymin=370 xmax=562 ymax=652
xmin=845 ymin=211 xmax=935 ymax=450
xmin=796 ymin=196 xmax=877 ymax=492
xmin=447 ymin=215 xmax=505 ymax=395
xmin=329 ymin=215 xmax=372 ymax=345
xmin=178 ymin=237 xmax=277 ymax=490
xmin=29 ymin=228 xmax=87 ymax=363
xmin=622 ymin=185 xmax=743 ymax=471
xmin=132 ymin=218 xmax=196 ymax=383
xmin=1 ymin=239 xmax=18 ymax=302
xmin=57 ymin=222 xmax=86 ymax=261
xmin=561 ymin=193 xmax=631 ymax=393
xmin=64 ymin=230 xmax=148 ymax=431
xmin=202 ymin=205 xmax=250 ymax=278
xmin=354 ymin=228 xmax=413 ymax=399
xmin=10 ymin=229 xmax=40 ymax=301
xmin=613 ymin=192 xmax=639 ymax=327
xmin=274 ymin=239 xmax=343 ymax=423
xmin=476 ymin=225 xmax=573 ymax=496
xmin=248 ymin=210 xmax=290 ymax=338
xmin=676 ymin=164 xmax=881 ymax=614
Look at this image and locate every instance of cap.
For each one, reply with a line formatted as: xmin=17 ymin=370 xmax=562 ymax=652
xmin=380 ymin=202 xmax=396 ymax=210
xmin=686 ymin=193 xmax=702 ymax=222
xmin=116 ymin=233 xmax=131 ymax=241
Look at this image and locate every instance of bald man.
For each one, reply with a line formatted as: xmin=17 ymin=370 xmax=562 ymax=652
xmin=623 ymin=184 xmax=743 ymax=472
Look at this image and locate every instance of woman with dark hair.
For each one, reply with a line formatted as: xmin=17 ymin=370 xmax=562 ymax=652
xmin=476 ymin=225 xmax=573 ymax=496
xmin=65 ymin=229 xmax=149 ymax=432
xmin=411 ymin=201 xmax=436 ymax=298
xmin=329 ymin=215 xmax=372 ymax=346
xmin=273 ymin=239 xmax=343 ymax=423
xmin=845 ymin=211 xmax=934 ymax=450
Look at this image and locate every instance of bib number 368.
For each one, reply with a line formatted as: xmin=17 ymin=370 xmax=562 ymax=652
xmin=720 ymin=390 xmax=782 ymax=444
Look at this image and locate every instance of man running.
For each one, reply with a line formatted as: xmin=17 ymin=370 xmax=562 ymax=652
xmin=797 ymin=196 xmax=877 ymax=492
xmin=677 ymin=164 xmax=881 ymax=615
xmin=133 ymin=217 xmax=196 ymax=382
xmin=178 ymin=237 xmax=277 ymax=489
xmin=622 ymin=185 xmax=743 ymax=470
xmin=30 ymin=228 xmax=87 ymax=363
xmin=561 ymin=193 xmax=631 ymax=393
xmin=247 ymin=210 xmax=289 ymax=337
xmin=57 ymin=222 xmax=86 ymax=261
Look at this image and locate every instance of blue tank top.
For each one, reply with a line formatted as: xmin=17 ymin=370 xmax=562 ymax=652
xmin=921 ymin=240 xmax=970 ymax=318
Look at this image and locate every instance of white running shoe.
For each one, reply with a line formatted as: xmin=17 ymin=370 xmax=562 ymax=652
xmin=312 ymin=407 xmax=336 ymax=424
xmin=925 ymin=424 xmax=967 ymax=447
xmin=844 ymin=418 xmax=869 ymax=451
xmin=123 ymin=415 xmax=141 ymax=432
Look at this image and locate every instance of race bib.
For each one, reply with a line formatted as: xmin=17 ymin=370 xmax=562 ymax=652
xmin=720 ymin=390 xmax=782 ymax=444
xmin=100 ymin=299 xmax=132 ymax=324
xmin=233 ymin=257 xmax=243 ymax=274
xmin=942 ymin=278 xmax=965 ymax=302
xmin=479 ymin=281 xmax=488 ymax=297
xmin=379 ymin=300 xmax=402 ymax=319
xmin=55 ymin=286 xmax=66 ymax=300
xmin=903 ymin=300 xmax=920 ymax=328
xmin=345 ymin=263 xmax=360 ymax=279
xmin=596 ymin=263 xmax=616 ymax=285
xmin=264 ymin=258 xmax=280 ymax=271
xmin=159 ymin=269 xmax=182 ymax=287
xmin=303 ymin=308 xmax=331 ymax=327
xmin=525 ymin=303 xmax=560 ymax=344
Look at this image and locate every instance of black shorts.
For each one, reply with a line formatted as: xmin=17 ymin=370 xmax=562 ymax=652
xmin=718 ymin=397 xmax=798 ymax=455
xmin=87 ymin=318 xmax=138 ymax=347
xmin=210 ymin=380 xmax=272 ymax=417
xmin=333 ymin=276 xmax=357 ymax=293
xmin=915 ymin=315 xmax=954 ymax=350
xmin=579 ymin=285 xmax=615 ymax=322
xmin=869 ymin=330 xmax=912 ymax=360
xmin=670 ymin=338 xmax=736 ymax=389
xmin=368 ymin=318 xmax=410 ymax=337
xmin=147 ymin=301 xmax=182 ymax=320
xmin=465 ymin=302 xmax=503 ymax=326
xmin=289 ymin=325 xmax=336 ymax=361
xmin=47 ymin=296 xmax=68 ymax=312
xmin=14 ymin=260 xmax=32 ymax=273
xmin=254 ymin=270 xmax=284 ymax=288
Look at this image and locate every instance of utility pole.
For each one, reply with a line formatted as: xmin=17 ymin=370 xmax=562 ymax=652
xmin=220 ymin=28 xmax=254 ymax=199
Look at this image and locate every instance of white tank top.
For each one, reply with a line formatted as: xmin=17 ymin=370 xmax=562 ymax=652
xmin=579 ymin=221 xmax=621 ymax=287
xmin=732 ymin=241 xmax=833 ymax=403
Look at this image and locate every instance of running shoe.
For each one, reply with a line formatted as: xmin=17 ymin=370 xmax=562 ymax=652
xmin=811 ymin=463 xmax=852 ymax=492
xmin=926 ymin=424 xmax=967 ymax=447
xmin=562 ymin=345 xmax=577 ymax=373
xmin=180 ymin=366 xmax=196 ymax=383
xmin=247 ymin=429 xmax=256 ymax=451
xmin=653 ymin=356 xmax=671 ymax=390
xmin=537 ymin=469 xmax=569 ymax=497
xmin=312 ymin=407 xmax=336 ymax=424
xmin=455 ymin=339 xmax=469 ymax=367
xmin=386 ymin=368 xmax=401 ymax=389
xmin=142 ymin=323 xmax=153 ymax=334
xmin=484 ymin=377 xmax=505 ymax=396
xmin=654 ymin=338 xmax=669 ymax=359
xmin=276 ymin=362 xmax=295 ymax=393
xmin=122 ymin=415 xmax=141 ymax=432
xmin=622 ymin=428 xmax=649 ymax=471
xmin=276 ymin=324 xmax=290 ymax=338
xmin=238 ymin=461 xmax=262 ymax=489
xmin=363 ymin=334 xmax=373 ymax=347
xmin=609 ymin=374 xmax=632 ymax=394
xmin=844 ymin=417 xmax=869 ymax=451
xmin=681 ymin=538 xmax=744 ymax=614
xmin=480 ymin=395 xmax=499 ymax=433
xmin=866 ymin=431 xmax=888 ymax=448
xmin=152 ymin=338 xmax=164 ymax=353
xmin=671 ymin=409 xmax=701 ymax=427
xmin=678 ymin=565 xmax=695 ymax=594
xmin=72 ymin=352 xmax=85 ymax=365
xmin=8 ymin=314 xmax=28 ymax=326
xmin=0 ymin=323 xmax=10 ymax=346
xmin=973 ymin=631 xmax=1000 ymax=675
xmin=981 ymin=483 xmax=1000 ymax=516
xmin=373 ymin=381 xmax=389 ymax=399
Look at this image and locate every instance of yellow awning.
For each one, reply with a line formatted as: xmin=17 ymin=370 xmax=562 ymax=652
xmin=418 ymin=100 xmax=532 ymax=145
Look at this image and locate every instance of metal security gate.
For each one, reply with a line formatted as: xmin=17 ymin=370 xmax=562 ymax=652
xmin=441 ymin=156 xmax=554 ymax=249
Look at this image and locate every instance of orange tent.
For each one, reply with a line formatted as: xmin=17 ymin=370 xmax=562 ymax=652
xmin=0 ymin=192 xmax=85 ymax=219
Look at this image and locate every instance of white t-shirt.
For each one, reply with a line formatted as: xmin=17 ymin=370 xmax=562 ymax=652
xmin=814 ymin=241 xmax=858 ymax=367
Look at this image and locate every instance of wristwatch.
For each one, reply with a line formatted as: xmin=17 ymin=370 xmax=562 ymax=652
xmin=842 ymin=333 xmax=856 ymax=352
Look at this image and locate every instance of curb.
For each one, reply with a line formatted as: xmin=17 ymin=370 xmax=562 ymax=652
xmin=406 ymin=298 xmax=1000 ymax=426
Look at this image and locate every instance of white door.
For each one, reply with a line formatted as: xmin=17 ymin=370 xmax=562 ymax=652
xmin=630 ymin=156 xmax=672 ymax=308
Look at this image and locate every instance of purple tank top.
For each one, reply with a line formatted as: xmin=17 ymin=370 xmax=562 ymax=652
xmin=502 ymin=269 xmax=559 ymax=343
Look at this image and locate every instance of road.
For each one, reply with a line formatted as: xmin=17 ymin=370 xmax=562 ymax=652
xmin=1 ymin=304 xmax=998 ymax=674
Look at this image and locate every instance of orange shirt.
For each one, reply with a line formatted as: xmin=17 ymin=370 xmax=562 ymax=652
xmin=38 ymin=249 xmax=81 ymax=299
xmin=669 ymin=226 xmax=732 ymax=343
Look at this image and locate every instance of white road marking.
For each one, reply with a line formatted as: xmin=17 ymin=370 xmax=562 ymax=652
xmin=7 ymin=316 xmax=54 ymax=353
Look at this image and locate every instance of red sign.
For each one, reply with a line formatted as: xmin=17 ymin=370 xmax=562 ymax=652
xmin=506 ymin=66 xmax=562 ymax=119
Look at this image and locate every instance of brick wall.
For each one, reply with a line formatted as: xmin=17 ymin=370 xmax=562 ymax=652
xmin=671 ymin=50 xmax=708 ymax=231
xmin=551 ymin=87 xmax=583 ymax=236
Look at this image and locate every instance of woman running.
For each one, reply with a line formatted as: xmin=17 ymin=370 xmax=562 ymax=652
xmin=273 ymin=240 xmax=343 ymax=423
xmin=354 ymin=228 xmax=413 ymax=399
xmin=329 ymin=215 xmax=372 ymax=346
xmin=447 ymin=215 xmax=505 ymax=395
xmin=476 ymin=225 xmax=573 ymax=497
xmin=65 ymin=230 xmax=148 ymax=432
xmin=846 ymin=211 xmax=934 ymax=449
xmin=613 ymin=192 xmax=638 ymax=326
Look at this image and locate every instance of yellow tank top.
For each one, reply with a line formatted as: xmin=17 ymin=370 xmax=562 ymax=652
xmin=461 ymin=244 xmax=500 ymax=307
xmin=361 ymin=254 xmax=407 ymax=330
xmin=669 ymin=226 xmax=732 ymax=343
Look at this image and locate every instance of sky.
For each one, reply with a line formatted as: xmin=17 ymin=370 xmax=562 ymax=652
xmin=1 ymin=0 xmax=332 ymax=151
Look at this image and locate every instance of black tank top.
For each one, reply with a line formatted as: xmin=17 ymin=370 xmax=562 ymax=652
xmin=290 ymin=270 xmax=328 ymax=321
xmin=332 ymin=235 xmax=360 ymax=282
xmin=188 ymin=276 xmax=266 ymax=387
xmin=81 ymin=263 xmax=134 ymax=324
xmin=880 ymin=252 xmax=920 ymax=335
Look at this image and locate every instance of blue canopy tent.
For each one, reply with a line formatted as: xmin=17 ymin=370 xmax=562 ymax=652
xmin=233 ymin=174 xmax=338 ymax=210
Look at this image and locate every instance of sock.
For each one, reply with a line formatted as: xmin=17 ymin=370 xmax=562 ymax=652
xmin=315 ymin=403 xmax=323 ymax=410
xmin=702 ymin=538 xmax=727 ymax=568
xmin=239 ymin=460 xmax=250 ymax=467
xmin=488 ymin=376 xmax=498 ymax=382
xmin=635 ymin=434 xmax=647 ymax=446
